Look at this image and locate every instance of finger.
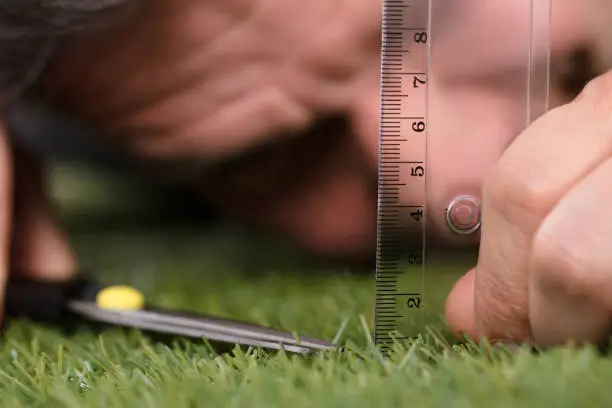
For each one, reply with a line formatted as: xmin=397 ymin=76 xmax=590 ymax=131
xmin=528 ymin=156 xmax=612 ymax=347
xmin=472 ymin=70 xmax=612 ymax=342
xmin=444 ymin=268 xmax=477 ymax=340
xmin=0 ymin=121 xmax=13 ymax=320
xmin=10 ymin=147 xmax=77 ymax=280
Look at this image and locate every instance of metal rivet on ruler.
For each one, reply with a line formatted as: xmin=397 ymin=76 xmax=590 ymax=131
xmin=446 ymin=195 xmax=482 ymax=235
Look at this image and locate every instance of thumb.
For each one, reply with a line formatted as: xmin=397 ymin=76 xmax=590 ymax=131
xmin=9 ymin=146 xmax=77 ymax=280
xmin=444 ymin=267 xmax=477 ymax=341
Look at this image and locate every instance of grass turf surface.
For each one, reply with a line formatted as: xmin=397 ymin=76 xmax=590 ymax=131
xmin=0 ymin=164 xmax=610 ymax=407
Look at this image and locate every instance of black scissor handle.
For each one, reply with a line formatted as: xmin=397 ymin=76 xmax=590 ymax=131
xmin=4 ymin=274 xmax=105 ymax=323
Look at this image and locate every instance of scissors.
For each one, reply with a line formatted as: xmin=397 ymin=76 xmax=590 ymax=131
xmin=3 ymin=274 xmax=340 ymax=355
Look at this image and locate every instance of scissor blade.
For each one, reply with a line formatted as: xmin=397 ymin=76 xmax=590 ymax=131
xmin=68 ymin=301 xmax=339 ymax=354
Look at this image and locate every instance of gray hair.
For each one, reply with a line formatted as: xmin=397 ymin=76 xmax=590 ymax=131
xmin=0 ymin=0 xmax=137 ymax=104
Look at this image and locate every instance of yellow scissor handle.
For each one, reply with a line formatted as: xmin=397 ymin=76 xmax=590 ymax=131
xmin=96 ymin=285 xmax=145 ymax=311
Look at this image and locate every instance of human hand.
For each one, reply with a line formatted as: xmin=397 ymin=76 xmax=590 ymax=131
xmin=445 ymin=68 xmax=612 ymax=347
xmin=0 ymin=0 xmax=147 ymax=325
xmin=0 ymin=121 xmax=77 ymax=324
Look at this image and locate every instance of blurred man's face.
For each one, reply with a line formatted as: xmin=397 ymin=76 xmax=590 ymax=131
xmin=11 ymin=0 xmax=612 ymax=259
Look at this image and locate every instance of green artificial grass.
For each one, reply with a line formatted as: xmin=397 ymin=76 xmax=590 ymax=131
xmin=0 ymin=164 xmax=609 ymax=407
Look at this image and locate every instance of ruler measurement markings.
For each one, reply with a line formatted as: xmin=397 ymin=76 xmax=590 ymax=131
xmin=375 ymin=0 xmax=428 ymax=353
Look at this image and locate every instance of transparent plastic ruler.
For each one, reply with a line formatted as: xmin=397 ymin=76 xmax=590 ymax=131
xmin=374 ymin=0 xmax=552 ymax=354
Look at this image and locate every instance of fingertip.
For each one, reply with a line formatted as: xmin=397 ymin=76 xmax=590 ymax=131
xmin=0 ymin=121 xmax=13 ymax=331
xmin=445 ymin=268 xmax=478 ymax=341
